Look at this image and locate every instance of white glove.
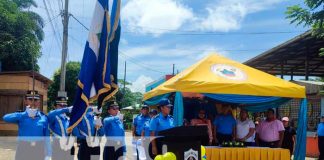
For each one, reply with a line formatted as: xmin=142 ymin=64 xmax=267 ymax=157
xmin=92 ymin=106 xmax=102 ymax=114
xmin=94 ymin=116 xmax=102 ymax=127
xmin=117 ymin=111 xmax=124 ymax=121
xmin=67 ymin=106 xmax=73 ymax=113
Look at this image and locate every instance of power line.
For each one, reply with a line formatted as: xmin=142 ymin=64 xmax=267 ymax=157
xmin=42 ymin=0 xmax=62 ymax=50
xmin=47 ymin=0 xmax=63 ymax=42
xmin=70 ymin=14 xmax=89 ymax=31
xmin=56 ymin=0 xmax=63 ymax=11
xmin=119 ymin=51 xmax=167 ymax=74
xmin=122 ymin=24 xmax=307 ymax=36
xmin=122 ymin=30 xmax=306 ymax=36
xmin=44 ymin=13 xmax=61 ymax=25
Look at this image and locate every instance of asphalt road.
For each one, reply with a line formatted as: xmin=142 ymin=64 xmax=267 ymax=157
xmin=0 ymin=132 xmax=135 ymax=160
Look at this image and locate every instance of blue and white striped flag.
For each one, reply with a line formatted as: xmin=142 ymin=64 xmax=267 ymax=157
xmin=68 ymin=0 xmax=121 ymax=132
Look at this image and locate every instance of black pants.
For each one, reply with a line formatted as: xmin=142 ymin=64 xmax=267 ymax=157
xmin=149 ymin=138 xmax=163 ymax=159
xmin=216 ymin=133 xmax=232 ymax=145
xmin=103 ymin=141 xmax=125 ymax=160
xmin=319 ymin=136 xmax=324 ymax=160
xmin=259 ymin=140 xmax=279 ymax=148
xmin=78 ymin=139 xmax=100 ymax=160
xmin=244 ymin=142 xmax=256 ymax=147
xmin=52 ymin=138 xmax=74 ymax=160
xmin=16 ymin=141 xmax=45 ymax=160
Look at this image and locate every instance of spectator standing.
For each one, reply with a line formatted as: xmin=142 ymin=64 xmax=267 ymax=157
xmin=281 ymin=117 xmax=296 ymax=157
xmin=236 ymin=109 xmax=255 ymax=146
xmin=213 ymin=105 xmax=236 ymax=145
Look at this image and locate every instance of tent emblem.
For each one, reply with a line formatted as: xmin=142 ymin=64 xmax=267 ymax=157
xmin=211 ymin=64 xmax=247 ymax=81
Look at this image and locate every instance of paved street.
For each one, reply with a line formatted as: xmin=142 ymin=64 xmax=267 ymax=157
xmin=0 ymin=132 xmax=135 ymax=160
xmin=0 ymin=132 xmax=318 ymax=160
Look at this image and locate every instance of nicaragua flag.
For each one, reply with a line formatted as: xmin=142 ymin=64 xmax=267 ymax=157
xmin=67 ymin=0 xmax=121 ymax=133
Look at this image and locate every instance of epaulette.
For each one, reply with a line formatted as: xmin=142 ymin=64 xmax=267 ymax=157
xmin=152 ymin=115 xmax=159 ymax=119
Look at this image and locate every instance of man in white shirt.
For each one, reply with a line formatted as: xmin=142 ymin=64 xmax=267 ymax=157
xmin=236 ymin=109 xmax=256 ymax=146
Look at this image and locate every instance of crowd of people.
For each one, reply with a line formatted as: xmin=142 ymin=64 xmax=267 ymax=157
xmin=2 ymin=90 xmax=324 ymax=160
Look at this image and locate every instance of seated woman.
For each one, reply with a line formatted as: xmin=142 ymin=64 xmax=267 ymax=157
xmin=190 ymin=109 xmax=213 ymax=145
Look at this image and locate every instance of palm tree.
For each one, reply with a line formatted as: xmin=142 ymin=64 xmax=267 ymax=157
xmin=15 ymin=0 xmax=45 ymax=42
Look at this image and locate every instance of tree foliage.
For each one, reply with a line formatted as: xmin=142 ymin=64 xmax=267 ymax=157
xmin=47 ymin=62 xmax=144 ymax=112
xmin=286 ymin=0 xmax=324 ymax=55
xmin=0 ymin=0 xmax=44 ymax=71
xmin=47 ymin=62 xmax=81 ymax=110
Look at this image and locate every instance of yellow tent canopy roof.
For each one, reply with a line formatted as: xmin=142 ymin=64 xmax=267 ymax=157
xmin=143 ymin=54 xmax=306 ymax=100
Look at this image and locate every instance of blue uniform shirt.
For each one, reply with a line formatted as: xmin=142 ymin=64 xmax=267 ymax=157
xmin=149 ymin=113 xmax=174 ymax=135
xmin=103 ymin=115 xmax=126 ymax=151
xmin=213 ymin=114 xmax=236 ymax=135
xmin=75 ymin=109 xmax=104 ymax=139
xmin=142 ymin=120 xmax=151 ymax=137
xmin=318 ymin=122 xmax=324 ymax=136
xmin=3 ymin=110 xmax=51 ymax=156
xmin=133 ymin=114 xmax=150 ymax=135
xmin=48 ymin=108 xmax=70 ymax=137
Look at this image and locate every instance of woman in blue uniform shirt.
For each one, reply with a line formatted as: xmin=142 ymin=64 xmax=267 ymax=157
xmin=149 ymin=98 xmax=175 ymax=158
xmin=2 ymin=90 xmax=51 ymax=160
xmin=103 ymin=102 xmax=126 ymax=160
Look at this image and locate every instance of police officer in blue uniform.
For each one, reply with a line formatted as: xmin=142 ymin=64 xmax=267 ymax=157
xmin=2 ymin=90 xmax=51 ymax=160
xmin=76 ymin=104 xmax=104 ymax=160
xmin=149 ymin=98 xmax=175 ymax=158
xmin=132 ymin=104 xmax=150 ymax=159
xmin=48 ymin=96 xmax=74 ymax=160
xmin=103 ymin=102 xmax=126 ymax=160
xmin=142 ymin=109 xmax=158 ymax=160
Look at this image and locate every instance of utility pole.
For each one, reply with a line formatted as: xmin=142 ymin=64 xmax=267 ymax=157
xmin=123 ymin=61 xmax=126 ymax=94
xmin=58 ymin=0 xmax=69 ymax=98
xmin=172 ymin=64 xmax=175 ymax=75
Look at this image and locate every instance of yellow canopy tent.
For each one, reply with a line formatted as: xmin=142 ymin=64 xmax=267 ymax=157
xmin=143 ymin=54 xmax=307 ymax=160
xmin=144 ymin=54 xmax=305 ymax=100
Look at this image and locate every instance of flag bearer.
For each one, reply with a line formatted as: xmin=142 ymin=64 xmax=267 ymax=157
xmin=76 ymin=104 xmax=104 ymax=160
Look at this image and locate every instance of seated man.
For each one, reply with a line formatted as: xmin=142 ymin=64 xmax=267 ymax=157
xmin=256 ymin=108 xmax=284 ymax=148
xmin=190 ymin=109 xmax=213 ymax=145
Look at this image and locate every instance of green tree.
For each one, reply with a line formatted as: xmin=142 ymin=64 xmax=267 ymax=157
xmin=286 ymin=0 xmax=324 ymax=55
xmin=0 ymin=0 xmax=44 ymax=71
xmin=47 ymin=62 xmax=81 ymax=110
xmin=115 ymin=87 xmax=143 ymax=108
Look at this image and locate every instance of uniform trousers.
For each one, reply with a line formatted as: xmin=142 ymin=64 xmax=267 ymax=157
xmin=16 ymin=141 xmax=45 ymax=160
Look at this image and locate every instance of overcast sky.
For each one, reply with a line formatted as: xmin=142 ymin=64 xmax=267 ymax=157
xmin=33 ymin=0 xmax=308 ymax=93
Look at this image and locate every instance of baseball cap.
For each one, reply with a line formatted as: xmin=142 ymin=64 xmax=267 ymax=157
xmin=149 ymin=109 xmax=158 ymax=115
xmin=158 ymin=98 xmax=173 ymax=107
xmin=141 ymin=104 xmax=149 ymax=109
xmin=282 ymin=117 xmax=289 ymax=121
